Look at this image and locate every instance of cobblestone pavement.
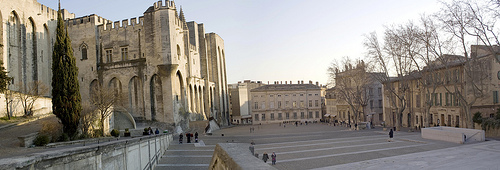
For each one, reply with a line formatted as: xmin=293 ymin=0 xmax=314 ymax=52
xmin=156 ymin=123 xmax=470 ymax=170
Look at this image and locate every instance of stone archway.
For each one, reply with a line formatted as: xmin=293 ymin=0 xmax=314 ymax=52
xmin=128 ymin=76 xmax=143 ymax=118
xmin=26 ymin=17 xmax=37 ymax=83
xmin=175 ymin=71 xmax=185 ymax=108
xmin=150 ymin=75 xmax=163 ymax=121
xmin=7 ymin=11 xmax=21 ymax=88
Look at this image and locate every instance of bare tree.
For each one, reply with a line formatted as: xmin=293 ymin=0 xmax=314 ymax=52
xmin=437 ymin=0 xmax=500 ymax=128
xmin=89 ymin=84 xmax=125 ymax=136
xmin=328 ymin=58 xmax=373 ymax=125
xmin=79 ymin=101 xmax=98 ymax=138
xmin=4 ymin=88 xmax=17 ymax=120
xmin=16 ymin=81 xmax=49 ymax=117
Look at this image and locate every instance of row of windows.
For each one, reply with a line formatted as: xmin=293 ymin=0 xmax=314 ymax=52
xmin=253 ymin=100 xmax=320 ymax=109
xmin=254 ymin=111 xmax=320 ymax=121
xmin=254 ymin=93 xmax=319 ymax=98
xmin=369 ymin=99 xmax=383 ymax=109
xmin=429 ymin=92 xmax=460 ymax=107
xmin=428 ymin=114 xmax=460 ymax=126
xmin=104 ymin=47 xmax=129 ymax=63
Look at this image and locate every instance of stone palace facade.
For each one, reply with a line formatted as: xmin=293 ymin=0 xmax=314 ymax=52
xmin=0 ymin=0 xmax=230 ymax=130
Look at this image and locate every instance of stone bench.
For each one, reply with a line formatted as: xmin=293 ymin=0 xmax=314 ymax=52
xmin=18 ymin=132 xmax=39 ymax=147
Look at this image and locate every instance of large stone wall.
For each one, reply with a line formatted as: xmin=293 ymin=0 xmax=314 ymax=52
xmin=0 ymin=134 xmax=173 ymax=170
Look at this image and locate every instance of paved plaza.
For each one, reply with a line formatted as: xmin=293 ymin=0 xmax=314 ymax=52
xmin=155 ymin=123 xmax=500 ymax=170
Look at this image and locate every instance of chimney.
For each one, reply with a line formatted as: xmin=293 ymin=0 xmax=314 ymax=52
xmin=280 ymin=81 xmax=283 ymax=84
xmin=309 ymin=80 xmax=313 ymax=84
xmin=267 ymin=81 xmax=269 ymax=84
xmin=285 ymin=81 xmax=288 ymax=84
xmin=301 ymin=80 xmax=304 ymax=84
xmin=316 ymin=82 xmax=319 ymax=86
xmin=290 ymin=81 xmax=292 ymax=84
xmin=298 ymin=80 xmax=300 ymax=84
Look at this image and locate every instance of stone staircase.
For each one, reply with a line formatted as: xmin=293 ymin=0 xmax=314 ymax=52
xmin=155 ymin=139 xmax=215 ymax=170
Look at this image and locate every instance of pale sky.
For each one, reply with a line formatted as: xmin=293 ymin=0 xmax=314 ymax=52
xmin=38 ymin=0 xmax=445 ymax=86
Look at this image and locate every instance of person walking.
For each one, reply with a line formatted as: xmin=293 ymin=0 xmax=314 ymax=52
xmin=388 ymin=129 xmax=394 ymax=142
xmin=186 ymin=133 xmax=191 ymax=143
xmin=271 ymin=152 xmax=276 ymax=165
xmin=179 ymin=133 xmax=183 ymax=144
xmin=195 ymin=132 xmax=199 ymax=143
xmin=262 ymin=152 xmax=269 ymax=163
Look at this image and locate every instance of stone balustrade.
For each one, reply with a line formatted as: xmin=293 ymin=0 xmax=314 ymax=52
xmin=0 ymin=133 xmax=173 ymax=170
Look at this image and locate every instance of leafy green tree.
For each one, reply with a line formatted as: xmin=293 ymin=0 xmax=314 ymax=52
xmin=52 ymin=4 xmax=81 ymax=139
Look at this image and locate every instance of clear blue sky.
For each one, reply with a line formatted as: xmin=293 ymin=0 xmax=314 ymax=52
xmin=38 ymin=0 xmax=444 ymax=86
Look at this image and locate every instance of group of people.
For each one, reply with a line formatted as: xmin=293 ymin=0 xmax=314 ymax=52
xmin=179 ymin=132 xmax=199 ymax=144
xmin=262 ymin=152 xmax=277 ymax=165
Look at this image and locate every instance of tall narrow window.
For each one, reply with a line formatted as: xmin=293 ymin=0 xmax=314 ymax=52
xmin=494 ymin=91 xmax=499 ymax=104
xmin=81 ymin=46 xmax=88 ymax=60
xmin=254 ymin=114 xmax=259 ymax=121
xmin=106 ymin=49 xmax=113 ymax=63
xmin=121 ymin=47 xmax=128 ymax=61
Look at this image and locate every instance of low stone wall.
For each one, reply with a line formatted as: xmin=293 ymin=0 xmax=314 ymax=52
xmin=0 ymin=134 xmax=173 ymax=170
xmin=0 ymin=93 xmax=52 ymax=117
xmin=422 ymin=127 xmax=485 ymax=144
xmin=209 ymin=143 xmax=276 ymax=170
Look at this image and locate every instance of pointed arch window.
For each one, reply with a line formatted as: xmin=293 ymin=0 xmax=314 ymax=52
xmin=80 ymin=43 xmax=88 ymax=60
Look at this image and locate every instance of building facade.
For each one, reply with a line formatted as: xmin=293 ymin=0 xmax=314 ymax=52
xmin=1 ymin=0 xmax=230 ymax=131
xmin=250 ymin=81 xmax=322 ymax=125
xmin=228 ymin=80 xmax=264 ymax=125
xmin=325 ymin=63 xmax=384 ymax=126
xmin=383 ymin=45 xmax=500 ymax=129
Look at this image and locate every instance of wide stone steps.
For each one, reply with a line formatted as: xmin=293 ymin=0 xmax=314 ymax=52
xmin=155 ymin=140 xmax=215 ymax=170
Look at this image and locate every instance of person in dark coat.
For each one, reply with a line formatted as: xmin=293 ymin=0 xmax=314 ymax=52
xmin=179 ymin=133 xmax=183 ymax=144
xmin=155 ymin=128 xmax=160 ymax=134
xmin=195 ymin=132 xmax=199 ymax=143
xmin=388 ymin=129 xmax=394 ymax=142
xmin=271 ymin=152 xmax=276 ymax=165
xmin=186 ymin=133 xmax=191 ymax=143
xmin=262 ymin=152 xmax=269 ymax=163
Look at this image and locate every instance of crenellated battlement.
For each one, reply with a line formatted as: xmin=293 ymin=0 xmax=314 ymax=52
xmin=153 ymin=0 xmax=176 ymax=10
xmin=66 ymin=14 xmax=111 ymax=28
xmin=37 ymin=2 xmax=75 ymax=20
xmin=99 ymin=16 xmax=145 ymax=31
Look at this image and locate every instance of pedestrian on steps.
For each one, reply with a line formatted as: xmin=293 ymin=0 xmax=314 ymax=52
xmin=388 ymin=129 xmax=394 ymax=142
xmin=262 ymin=152 xmax=269 ymax=163
xmin=271 ymin=152 xmax=276 ymax=165
xmin=195 ymin=132 xmax=199 ymax=143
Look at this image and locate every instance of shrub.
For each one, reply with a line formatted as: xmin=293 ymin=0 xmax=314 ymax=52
xmin=40 ymin=118 xmax=63 ymax=142
xmin=93 ymin=129 xmax=103 ymax=137
xmin=473 ymin=112 xmax=483 ymax=124
xmin=111 ymin=129 xmax=120 ymax=137
xmin=33 ymin=135 xmax=50 ymax=146
xmin=58 ymin=133 xmax=70 ymax=142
